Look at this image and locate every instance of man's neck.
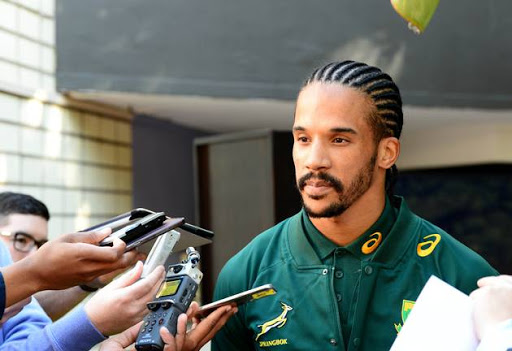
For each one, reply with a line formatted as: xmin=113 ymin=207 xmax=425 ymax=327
xmin=309 ymin=190 xmax=387 ymax=247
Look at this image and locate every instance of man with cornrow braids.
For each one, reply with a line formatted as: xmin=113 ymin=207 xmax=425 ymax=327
xmin=212 ymin=60 xmax=497 ymax=351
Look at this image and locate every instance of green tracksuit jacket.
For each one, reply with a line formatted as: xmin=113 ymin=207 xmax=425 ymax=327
xmin=212 ymin=197 xmax=497 ymax=351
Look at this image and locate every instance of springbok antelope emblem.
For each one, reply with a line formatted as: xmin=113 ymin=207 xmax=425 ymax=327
xmin=255 ymin=302 xmax=293 ymax=341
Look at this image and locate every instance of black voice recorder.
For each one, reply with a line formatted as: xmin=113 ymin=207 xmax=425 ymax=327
xmin=135 ymin=247 xmax=203 ymax=350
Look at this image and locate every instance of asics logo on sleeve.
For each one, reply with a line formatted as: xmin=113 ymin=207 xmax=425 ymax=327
xmin=417 ymin=234 xmax=441 ymax=257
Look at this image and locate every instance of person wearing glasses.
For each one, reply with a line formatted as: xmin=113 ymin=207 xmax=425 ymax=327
xmin=0 ymin=194 xmax=49 ymax=263
xmin=0 ymin=191 xmax=144 ymax=321
xmin=0 ymin=191 xmax=169 ymax=350
xmin=0 ymin=230 xmax=47 ymax=257
xmin=0 ymin=192 xmax=237 ymax=350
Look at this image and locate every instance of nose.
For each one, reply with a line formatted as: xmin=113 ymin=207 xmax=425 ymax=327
xmin=304 ymin=140 xmax=331 ymax=171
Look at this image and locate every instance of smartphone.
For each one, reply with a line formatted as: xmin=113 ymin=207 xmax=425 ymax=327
xmin=197 ymin=284 xmax=277 ymax=317
xmin=82 ymin=207 xmax=215 ymax=252
xmin=103 ymin=216 xmax=185 ymax=251
xmin=82 ymin=209 xmax=185 ymax=252
xmin=140 ymin=230 xmax=181 ymax=278
xmin=85 ymin=208 xmax=154 ymax=232
xmin=99 ymin=212 xmax=166 ymax=246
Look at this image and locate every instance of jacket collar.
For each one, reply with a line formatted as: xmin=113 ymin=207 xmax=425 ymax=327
xmin=287 ymin=196 xmax=421 ymax=269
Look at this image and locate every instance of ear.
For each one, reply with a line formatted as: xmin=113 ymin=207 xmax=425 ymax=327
xmin=377 ymin=137 xmax=400 ymax=170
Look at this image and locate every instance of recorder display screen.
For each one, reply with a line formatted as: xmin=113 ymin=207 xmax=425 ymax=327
xmin=156 ymin=279 xmax=181 ymax=298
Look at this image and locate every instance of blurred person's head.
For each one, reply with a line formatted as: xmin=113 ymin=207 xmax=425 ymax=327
xmin=0 ymin=192 xmax=50 ymax=261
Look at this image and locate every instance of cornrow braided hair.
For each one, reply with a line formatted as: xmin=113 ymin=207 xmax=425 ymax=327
xmin=303 ymin=60 xmax=403 ymax=196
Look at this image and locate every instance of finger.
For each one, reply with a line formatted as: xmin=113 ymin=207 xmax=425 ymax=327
xmin=477 ymin=275 xmax=512 ymax=287
xmin=470 ymin=286 xmax=486 ymax=299
xmin=124 ymin=321 xmax=144 ymax=341
xmin=191 ymin=305 xmax=236 ymax=347
xmin=123 ymin=265 xmax=165 ymax=300
xmin=114 ymin=250 xmax=138 ymax=270
xmin=191 ymin=318 xmax=199 ymax=330
xmin=71 ymin=242 xmax=125 ymax=263
xmin=111 ymin=237 xmax=128 ymax=252
xmin=110 ymin=321 xmax=143 ymax=346
xmin=138 ymin=268 xmax=166 ymax=303
xmin=187 ymin=301 xmax=200 ymax=319
xmin=212 ymin=306 xmax=237 ymax=329
xmin=71 ymin=228 xmax=112 ymax=244
xmin=136 ymin=251 xmax=147 ymax=262
xmin=196 ymin=307 xmax=237 ymax=348
xmin=84 ymin=248 xmax=137 ymax=277
xmin=174 ymin=313 xmax=188 ymax=350
xmin=160 ymin=326 xmax=177 ymax=351
xmin=94 ymin=266 xmax=126 ymax=286
xmin=495 ymin=275 xmax=512 ymax=285
xmin=192 ymin=316 xmax=201 ymax=328
xmin=104 ymin=261 xmax=144 ymax=290
xmin=477 ymin=276 xmax=498 ymax=287
xmin=73 ymin=237 xmax=126 ymax=266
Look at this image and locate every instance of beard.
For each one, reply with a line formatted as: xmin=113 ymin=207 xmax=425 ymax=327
xmin=297 ymin=154 xmax=377 ymax=218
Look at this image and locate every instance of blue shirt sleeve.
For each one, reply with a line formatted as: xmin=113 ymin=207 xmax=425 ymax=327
xmin=45 ymin=304 xmax=106 ymax=351
xmin=0 ymin=272 xmax=5 ymax=320
xmin=0 ymin=297 xmax=106 ymax=351
xmin=0 ymin=241 xmax=105 ymax=350
xmin=0 ymin=297 xmax=51 ymax=345
xmin=0 ymin=242 xmax=12 ymax=320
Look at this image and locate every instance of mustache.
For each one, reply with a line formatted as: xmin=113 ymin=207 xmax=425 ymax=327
xmin=298 ymin=172 xmax=344 ymax=193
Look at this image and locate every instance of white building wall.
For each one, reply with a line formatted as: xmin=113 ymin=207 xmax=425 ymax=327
xmin=0 ymin=0 xmax=133 ymax=238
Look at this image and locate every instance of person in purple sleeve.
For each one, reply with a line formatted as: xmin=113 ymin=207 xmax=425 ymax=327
xmin=100 ymin=301 xmax=237 ymax=351
xmin=0 ymin=190 xmax=165 ymax=350
xmin=0 ymin=192 xmax=144 ymax=321
xmin=0 ymin=192 xmax=236 ymax=350
xmin=0 ymin=237 xmax=165 ymax=351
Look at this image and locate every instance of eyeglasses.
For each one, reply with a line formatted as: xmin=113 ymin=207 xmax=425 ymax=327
xmin=0 ymin=231 xmax=48 ymax=253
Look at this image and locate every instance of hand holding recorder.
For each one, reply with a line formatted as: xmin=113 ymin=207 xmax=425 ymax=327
xmin=99 ymin=302 xmax=237 ymax=351
xmin=135 ymin=247 xmax=203 ymax=350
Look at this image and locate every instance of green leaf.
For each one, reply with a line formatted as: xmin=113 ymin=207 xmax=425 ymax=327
xmin=390 ymin=0 xmax=440 ymax=33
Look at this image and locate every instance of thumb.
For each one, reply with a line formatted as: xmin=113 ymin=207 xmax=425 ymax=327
xmin=105 ymin=261 xmax=144 ymax=290
xmin=75 ymin=227 xmax=112 ymax=244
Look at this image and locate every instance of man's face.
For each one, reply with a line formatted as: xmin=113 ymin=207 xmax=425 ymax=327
xmin=292 ymin=82 xmax=379 ymax=218
xmin=0 ymin=214 xmax=48 ymax=262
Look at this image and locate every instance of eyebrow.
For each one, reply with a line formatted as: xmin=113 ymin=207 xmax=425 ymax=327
xmin=293 ymin=126 xmax=358 ymax=134
xmin=331 ymin=127 xmax=357 ymax=134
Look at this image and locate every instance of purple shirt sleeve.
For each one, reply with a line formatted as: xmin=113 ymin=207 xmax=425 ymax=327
xmin=0 ymin=298 xmax=106 ymax=351
xmin=0 ymin=242 xmax=10 ymax=320
xmin=0 ymin=272 xmax=5 ymax=320
xmin=44 ymin=304 xmax=107 ymax=351
xmin=1 ymin=297 xmax=51 ymax=345
xmin=0 ymin=241 xmax=106 ymax=350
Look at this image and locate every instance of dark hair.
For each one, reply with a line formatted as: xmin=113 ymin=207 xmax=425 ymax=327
xmin=0 ymin=192 xmax=50 ymax=222
xmin=303 ymin=60 xmax=403 ymax=195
